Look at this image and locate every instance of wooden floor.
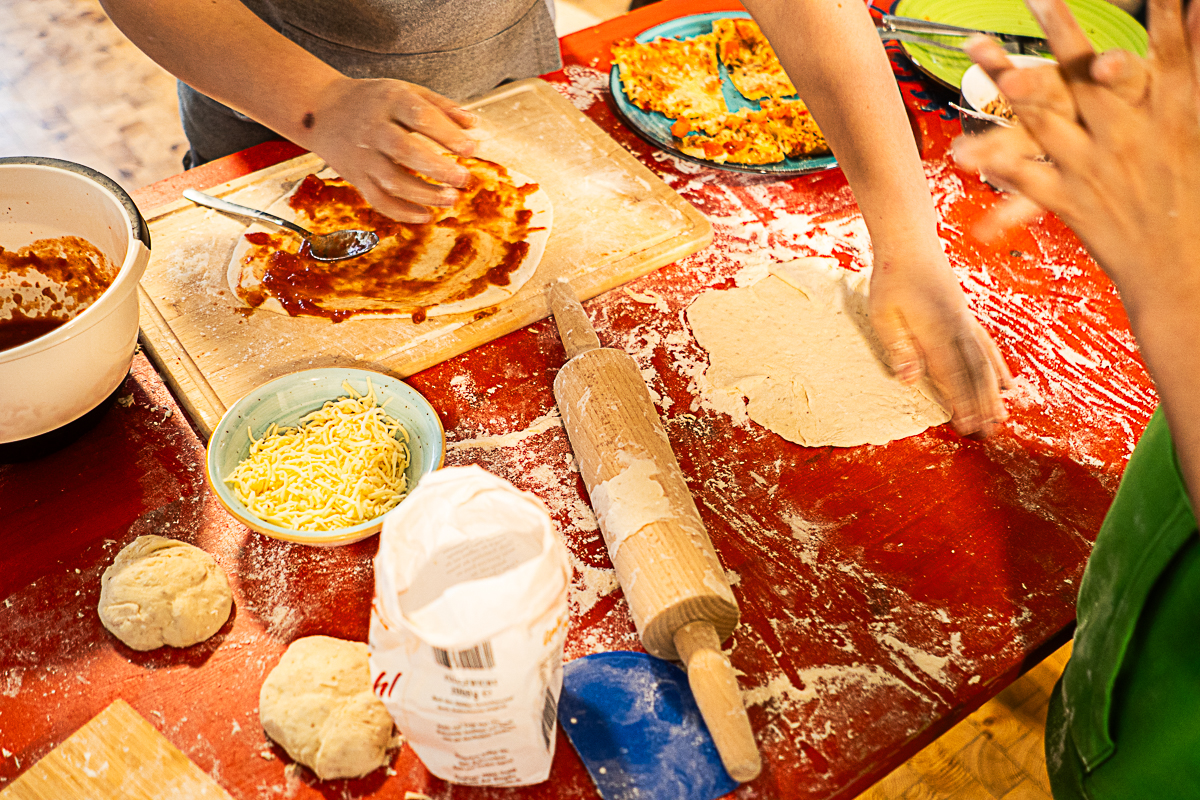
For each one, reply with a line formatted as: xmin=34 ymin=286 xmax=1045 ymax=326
xmin=861 ymin=643 xmax=1070 ymax=800
xmin=0 ymin=0 xmax=1071 ymax=797
xmin=0 ymin=0 xmax=189 ymax=192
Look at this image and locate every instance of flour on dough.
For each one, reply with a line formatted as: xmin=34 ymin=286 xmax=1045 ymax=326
xmin=589 ymin=450 xmax=676 ymax=560
xmin=97 ymin=535 xmax=233 ymax=651
xmin=687 ymin=258 xmax=949 ymax=447
xmin=259 ymin=635 xmax=396 ymax=780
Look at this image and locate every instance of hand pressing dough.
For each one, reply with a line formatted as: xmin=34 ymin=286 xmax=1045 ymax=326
xmin=98 ymin=535 xmax=233 ymax=651
xmin=687 ymin=258 xmax=949 ymax=447
xmin=259 ymin=635 xmax=395 ymax=780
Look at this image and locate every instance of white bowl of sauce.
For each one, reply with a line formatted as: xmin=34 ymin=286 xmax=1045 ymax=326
xmin=0 ymin=157 xmax=151 ymax=461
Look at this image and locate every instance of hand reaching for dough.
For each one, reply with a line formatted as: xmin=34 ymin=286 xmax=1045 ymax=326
xmin=869 ymin=254 xmax=1013 ymax=439
xmin=305 ymin=76 xmax=480 ymax=223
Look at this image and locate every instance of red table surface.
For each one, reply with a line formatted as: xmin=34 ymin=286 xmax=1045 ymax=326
xmin=0 ymin=1 xmax=1155 ymax=798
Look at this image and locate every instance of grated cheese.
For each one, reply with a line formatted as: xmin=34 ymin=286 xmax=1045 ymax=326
xmin=225 ymin=379 xmax=412 ymax=531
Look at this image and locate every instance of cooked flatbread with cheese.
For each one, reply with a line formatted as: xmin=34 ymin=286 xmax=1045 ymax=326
xmin=671 ymin=96 xmax=828 ymax=165
xmin=611 ymin=17 xmax=830 ymax=166
xmin=227 ymin=156 xmax=552 ymax=322
xmin=712 ymin=18 xmax=797 ymax=101
xmin=756 ymin=99 xmax=830 ymax=158
xmin=612 ymin=34 xmax=727 ymax=119
xmin=674 ymin=109 xmax=787 ymax=165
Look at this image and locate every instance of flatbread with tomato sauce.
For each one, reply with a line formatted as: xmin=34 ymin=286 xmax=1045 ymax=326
xmin=228 ymin=155 xmax=552 ymax=323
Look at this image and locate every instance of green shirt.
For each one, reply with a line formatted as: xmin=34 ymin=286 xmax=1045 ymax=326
xmin=1048 ymin=408 xmax=1200 ymax=797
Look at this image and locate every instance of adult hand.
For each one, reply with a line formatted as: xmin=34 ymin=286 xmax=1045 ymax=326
xmin=306 ymin=76 xmax=480 ymax=223
xmin=955 ymin=21 xmax=1155 ymax=241
xmin=954 ymin=0 xmax=1200 ymax=501
xmin=870 ymin=253 xmax=1013 ymax=439
xmin=952 ymin=0 xmax=1200 ymax=303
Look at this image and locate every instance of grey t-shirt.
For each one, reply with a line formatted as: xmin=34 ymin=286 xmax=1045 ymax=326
xmin=180 ymin=0 xmax=561 ymax=164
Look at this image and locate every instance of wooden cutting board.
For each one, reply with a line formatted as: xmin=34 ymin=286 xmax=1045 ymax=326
xmin=137 ymin=77 xmax=712 ymax=437
xmin=0 ymin=700 xmax=232 ymax=800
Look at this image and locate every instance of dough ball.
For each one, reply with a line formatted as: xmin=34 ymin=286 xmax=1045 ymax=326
xmin=259 ymin=635 xmax=395 ymax=780
xmin=98 ymin=535 xmax=233 ymax=651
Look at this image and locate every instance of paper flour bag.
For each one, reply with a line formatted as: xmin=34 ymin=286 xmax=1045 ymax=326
xmin=369 ymin=465 xmax=570 ymax=786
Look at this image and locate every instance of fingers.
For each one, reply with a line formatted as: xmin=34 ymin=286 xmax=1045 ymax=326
xmin=1147 ymin=0 xmax=1189 ymax=70
xmin=873 ymin=309 xmax=1004 ymax=438
xmin=925 ymin=327 xmax=1006 ymax=438
xmin=974 ymin=318 xmax=1015 ymax=395
xmin=962 ymin=34 xmax=1017 ymax=75
xmin=1146 ymin=0 xmax=1200 ymax=117
xmin=375 ymin=125 xmax=472 ymax=191
xmin=358 ymin=177 xmax=440 ymax=224
xmin=417 ymin=86 xmax=479 ymax=131
xmin=1090 ymin=49 xmax=1149 ymax=104
xmin=311 ymin=78 xmax=484 ymax=220
xmin=868 ymin=271 xmax=1009 ymax=438
xmin=1025 ymin=0 xmax=1096 ymax=72
xmin=995 ymin=59 xmax=1076 ymax=118
xmin=951 ymin=128 xmax=1048 ymax=243
xmin=952 ymin=127 xmax=1064 ymax=206
xmin=953 ymin=121 xmax=1044 ymax=167
xmin=962 ymin=35 xmax=1077 ymax=123
xmin=362 ymin=165 xmax=460 ymax=223
xmin=975 ymin=194 xmax=1044 ymax=243
xmin=956 ymin=332 xmax=1006 ymax=438
xmin=1023 ymin=0 xmax=1138 ymax=143
xmin=388 ymin=84 xmax=478 ymax=159
xmin=873 ymin=307 xmax=926 ymax=384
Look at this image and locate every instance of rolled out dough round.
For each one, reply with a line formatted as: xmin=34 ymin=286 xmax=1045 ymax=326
xmin=687 ymin=258 xmax=949 ymax=447
xmin=259 ymin=635 xmax=395 ymax=780
xmin=97 ymin=535 xmax=233 ymax=651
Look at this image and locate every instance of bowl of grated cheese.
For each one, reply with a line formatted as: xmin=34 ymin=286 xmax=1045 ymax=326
xmin=206 ymin=368 xmax=445 ymax=546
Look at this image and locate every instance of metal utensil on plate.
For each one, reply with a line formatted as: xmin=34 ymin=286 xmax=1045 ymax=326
xmin=877 ymin=14 xmax=1053 ymax=56
xmin=182 ymin=188 xmax=379 ymax=261
xmin=950 ymin=102 xmax=1017 ymax=128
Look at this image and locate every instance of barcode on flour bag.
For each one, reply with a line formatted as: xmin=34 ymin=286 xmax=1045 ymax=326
xmin=368 ymin=466 xmax=571 ymax=786
xmin=540 ymin=687 xmax=558 ymax=751
xmin=434 ymin=641 xmax=495 ymax=670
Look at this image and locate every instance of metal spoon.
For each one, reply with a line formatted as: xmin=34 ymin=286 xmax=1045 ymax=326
xmin=182 ymin=188 xmax=379 ymax=261
xmin=950 ymin=102 xmax=1016 ymax=128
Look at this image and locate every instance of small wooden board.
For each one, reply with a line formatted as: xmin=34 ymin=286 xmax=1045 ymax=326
xmin=136 ymin=77 xmax=712 ymax=437
xmin=0 ymin=700 xmax=233 ymax=800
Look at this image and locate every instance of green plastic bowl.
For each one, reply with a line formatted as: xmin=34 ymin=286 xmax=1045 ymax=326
xmin=206 ymin=368 xmax=445 ymax=546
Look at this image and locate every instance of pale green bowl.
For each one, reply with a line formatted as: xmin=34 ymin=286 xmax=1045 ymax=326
xmin=206 ymin=368 xmax=445 ymax=546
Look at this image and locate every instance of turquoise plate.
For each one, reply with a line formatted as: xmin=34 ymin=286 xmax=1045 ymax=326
xmin=609 ymin=11 xmax=839 ymax=177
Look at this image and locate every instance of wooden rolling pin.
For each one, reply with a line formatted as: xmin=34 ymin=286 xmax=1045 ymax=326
xmin=546 ymin=280 xmax=761 ymax=783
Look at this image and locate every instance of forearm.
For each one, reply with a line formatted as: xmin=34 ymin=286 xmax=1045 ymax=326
xmin=742 ymin=0 xmax=941 ymax=266
xmin=99 ymin=0 xmax=344 ymax=148
xmin=1119 ymin=286 xmax=1200 ymax=509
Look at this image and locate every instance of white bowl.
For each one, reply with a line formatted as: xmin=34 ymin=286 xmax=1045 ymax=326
xmin=0 ymin=158 xmax=151 ymax=457
xmin=959 ymin=55 xmax=1057 ymax=135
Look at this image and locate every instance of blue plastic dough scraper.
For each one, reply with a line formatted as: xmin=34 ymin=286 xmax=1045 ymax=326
xmin=559 ymin=651 xmax=739 ymax=800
